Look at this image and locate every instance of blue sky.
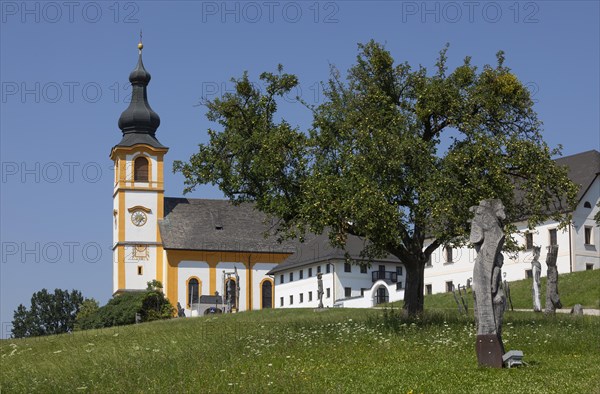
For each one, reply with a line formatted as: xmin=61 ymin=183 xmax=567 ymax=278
xmin=1 ymin=1 xmax=598 ymax=336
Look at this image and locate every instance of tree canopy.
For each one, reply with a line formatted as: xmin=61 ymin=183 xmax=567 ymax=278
xmin=175 ymin=41 xmax=577 ymax=315
xmin=11 ymin=288 xmax=85 ymax=338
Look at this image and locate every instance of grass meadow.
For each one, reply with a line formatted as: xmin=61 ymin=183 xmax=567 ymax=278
xmin=1 ymin=270 xmax=599 ymax=393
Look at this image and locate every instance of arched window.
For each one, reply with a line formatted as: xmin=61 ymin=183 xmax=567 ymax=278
xmin=187 ymin=278 xmax=200 ymax=307
xmin=134 ymin=157 xmax=149 ymax=182
xmin=261 ymin=279 xmax=273 ymax=309
xmin=225 ymin=279 xmax=237 ymax=310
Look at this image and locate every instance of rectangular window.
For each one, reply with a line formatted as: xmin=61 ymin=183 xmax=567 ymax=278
xmin=425 ymin=284 xmax=432 ymax=295
xmin=289 ymin=295 xmax=293 ymax=305
xmin=549 ymin=229 xmax=558 ymax=246
xmin=308 ymin=291 xmax=313 ymax=301
xmin=446 ymin=281 xmax=454 ymax=292
xmin=137 ymin=266 xmax=143 ymax=275
xmin=396 ymin=266 xmax=403 ymax=276
xmin=326 ymin=288 xmax=331 ymax=298
xmin=299 ymin=293 xmax=304 ymax=303
xmin=525 ymin=232 xmax=533 ymax=250
xmin=289 ymin=272 xmax=294 ymax=282
xmin=525 ymin=269 xmax=533 ymax=279
xmin=299 ymin=270 xmax=304 ymax=279
xmin=308 ymin=268 xmax=313 ymax=277
xmin=280 ymin=297 xmax=284 ymax=307
xmin=344 ymin=287 xmax=352 ymax=298
xmin=344 ymin=262 xmax=351 ymax=272
xmin=445 ymin=247 xmax=453 ymax=263
xmin=361 ymin=288 xmax=367 ymax=296
xmin=584 ymin=226 xmax=593 ymax=245
xmin=586 ymin=263 xmax=594 ymax=271
xmin=426 ymin=254 xmax=432 ymax=267
xmin=396 ymin=281 xmax=403 ymax=290
xmin=360 ymin=265 xmax=367 ymax=274
xmin=317 ymin=265 xmax=321 ymax=274
xmin=280 ymin=274 xmax=284 ymax=284
xmin=326 ymin=264 xmax=331 ymax=274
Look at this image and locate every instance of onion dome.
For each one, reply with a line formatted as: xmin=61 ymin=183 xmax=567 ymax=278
xmin=116 ymin=40 xmax=165 ymax=149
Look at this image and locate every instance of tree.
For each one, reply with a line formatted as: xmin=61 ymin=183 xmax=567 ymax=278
xmin=11 ymin=289 xmax=85 ymax=338
xmin=175 ymin=41 xmax=577 ymax=316
xmin=74 ymin=298 xmax=99 ymax=331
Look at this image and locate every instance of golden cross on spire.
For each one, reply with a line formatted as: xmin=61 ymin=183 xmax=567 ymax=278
xmin=138 ymin=30 xmax=143 ymax=52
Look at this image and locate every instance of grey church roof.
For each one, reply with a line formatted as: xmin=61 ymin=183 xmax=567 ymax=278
xmin=159 ymin=198 xmax=302 ymax=253
xmin=267 ymin=232 xmax=400 ymax=275
xmin=555 ymin=150 xmax=600 ymax=203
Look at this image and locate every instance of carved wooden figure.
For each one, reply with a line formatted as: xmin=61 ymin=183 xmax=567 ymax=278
xmin=470 ymin=199 xmax=506 ymax=368
xmin=544 ymin=245 xmax=562 ymax=314
xmin=531 ymin=246 xmax=542 ymax=312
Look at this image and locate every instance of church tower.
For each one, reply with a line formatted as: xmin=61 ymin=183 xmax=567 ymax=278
xmin=111 ymin=40 xmax=168 ymax=294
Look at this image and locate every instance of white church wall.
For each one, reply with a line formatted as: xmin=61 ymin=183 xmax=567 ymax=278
xmin=124 ymin=245 xmax=157 ymax=290
xmin=113 ymin=250 xmax=119 ymax=292
xmin=113 ymin=196 xmax=119 ymax=247
xmin=216 ymin=262 xmax=247 ymax=311
xmin=124 ymin=191 xmax=159 ymax=242
xmin=252 ymin=263 xmax=277 ymax=310
xmin=177 ymin=261 xmax=210 ymax=317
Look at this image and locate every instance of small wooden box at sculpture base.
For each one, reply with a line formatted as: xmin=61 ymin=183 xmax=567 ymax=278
xmin=476 ymin=334 xmax=504 ymax=368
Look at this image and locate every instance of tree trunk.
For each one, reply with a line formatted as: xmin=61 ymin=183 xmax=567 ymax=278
xmin=403 ymin=259 xmax=425 ymax=316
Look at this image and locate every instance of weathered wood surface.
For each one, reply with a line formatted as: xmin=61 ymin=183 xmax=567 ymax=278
xmin=545 ymin=245 xmax=562 ymax=314
xmin=470 ymin=199 xmax=506 ymax=368
xmin=531 ymin=246 xmax=542 ymax=312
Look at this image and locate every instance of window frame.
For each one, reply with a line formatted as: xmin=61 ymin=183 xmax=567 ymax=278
xmin=445 ymin=246 xmax=453 ymax=263
xmin=525 ymin=232 xmax=534 ymax=250
xmin=133 ymin=156 xmax=149 ymax=182
xmin=584 ymin=226 xmax=593 ymax=245
xmin=549 ymin=228 xmax=558 ymax=246
xmin=425 ymin=284 xmax=432 ymax=295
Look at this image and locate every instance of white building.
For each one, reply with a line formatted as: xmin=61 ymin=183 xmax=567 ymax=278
xmin=268 ymin=233 xmax=406 ymax=308
xmin=271 ymin=150 xmax=599 ymax=307
xmin=421 ymin=150 xmax=599 ymax=295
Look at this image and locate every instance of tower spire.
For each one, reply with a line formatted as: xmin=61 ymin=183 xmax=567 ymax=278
xmin=116 ymin=38 xmax=165 ymax=148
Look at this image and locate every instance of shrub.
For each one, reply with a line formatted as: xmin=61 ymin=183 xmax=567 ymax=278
xmin=76 ymin=281 xmax=174 ymax=330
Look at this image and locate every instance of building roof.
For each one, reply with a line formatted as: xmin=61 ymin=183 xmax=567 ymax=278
xmin=158 ymin=198 xmax=301 ymax=253
xmin=115 ymin=44 xmax=165 ymax=150
xmin=555 ymin=150 xmax=600 ymax=203
xmin=267 ymin=232 xmax=400 ymax=275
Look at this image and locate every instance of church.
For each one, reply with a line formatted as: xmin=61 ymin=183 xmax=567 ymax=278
xmin=112 ymin=42 xmax=599 ymax=314
xmin=111 ymin=42 xmax=304 ymax=315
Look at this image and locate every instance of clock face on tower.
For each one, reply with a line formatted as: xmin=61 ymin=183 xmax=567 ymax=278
xmin=131 ymin=211 xmax=147 ymax=227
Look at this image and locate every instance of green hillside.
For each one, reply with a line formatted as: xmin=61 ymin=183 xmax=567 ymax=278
xmin=414 ymin=268 xmax=600 ymax=312
xmin=2 ymin=299 xmax=599 ymax=392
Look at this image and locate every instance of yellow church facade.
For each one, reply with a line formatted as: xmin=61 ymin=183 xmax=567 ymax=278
xmin=111 ymin=43 xmax=298 ymax=315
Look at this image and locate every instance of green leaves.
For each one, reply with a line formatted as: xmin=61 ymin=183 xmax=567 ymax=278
xmin=177 ymin=41 xmax=578 ymax=314
xmin=11 ymin=289 xmax=86 ymax=338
